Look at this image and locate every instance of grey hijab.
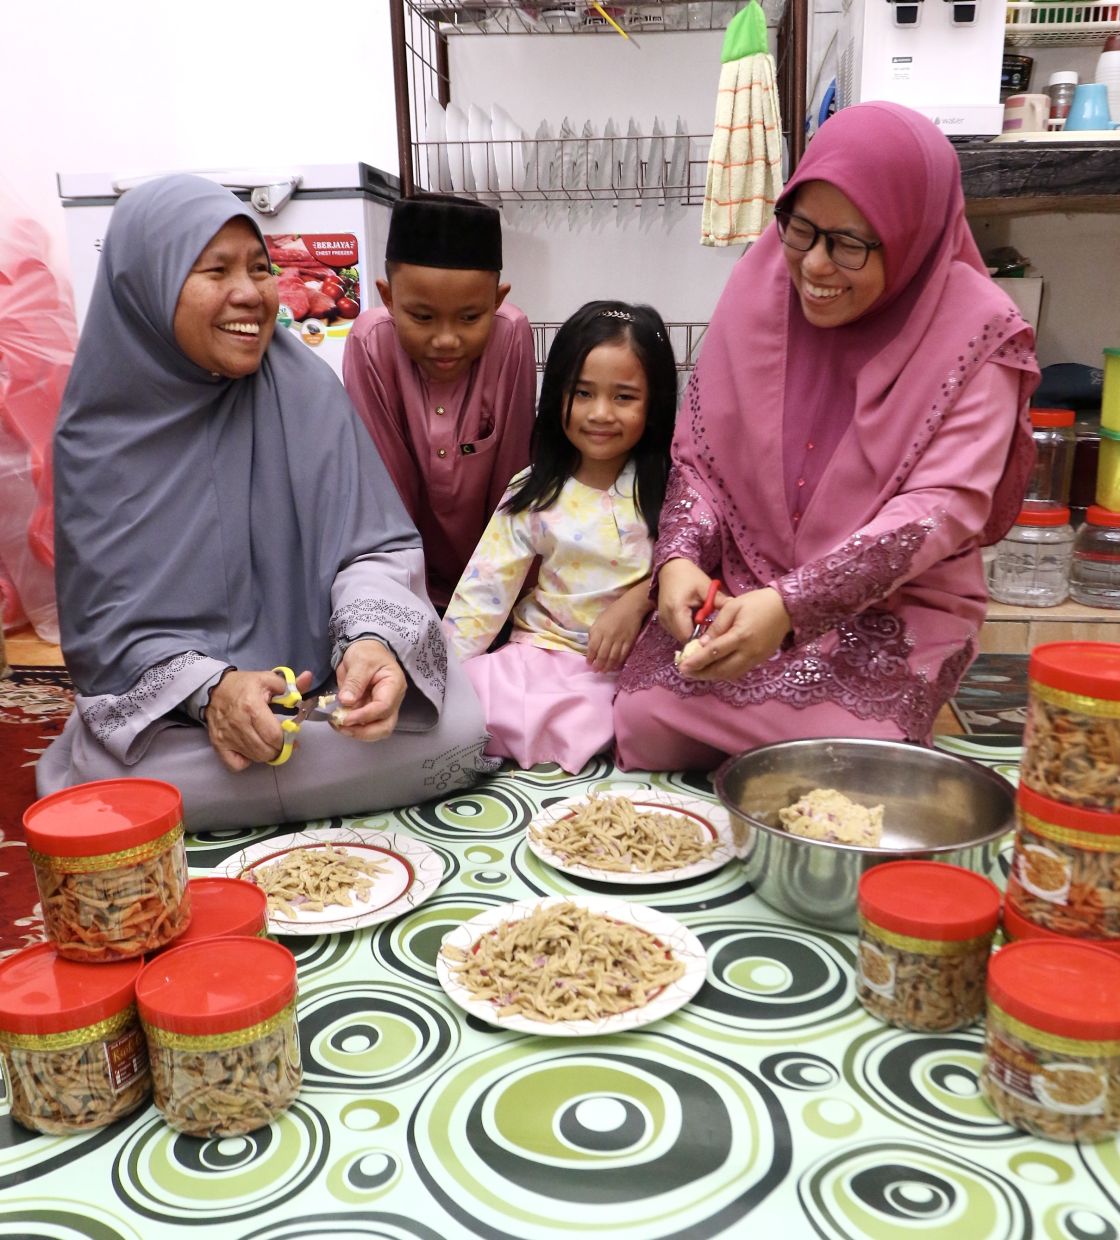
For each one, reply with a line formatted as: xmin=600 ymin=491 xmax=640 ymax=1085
xmin=54 ymin=174 xmax=419 ymax=697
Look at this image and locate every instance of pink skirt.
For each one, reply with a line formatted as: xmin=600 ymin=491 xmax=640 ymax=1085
xmin=462 ymin=641 xmax=617 ymax=773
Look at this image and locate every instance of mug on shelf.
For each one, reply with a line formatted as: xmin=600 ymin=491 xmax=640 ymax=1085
xmin=1002 ymin=93 xmax=1051 ymax=133
xmin=1063 ymin=83 xmax=1120 ymax=132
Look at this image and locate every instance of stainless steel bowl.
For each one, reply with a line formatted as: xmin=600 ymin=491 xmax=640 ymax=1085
xmin=714 ymin=738 xmax=1015 ymax=933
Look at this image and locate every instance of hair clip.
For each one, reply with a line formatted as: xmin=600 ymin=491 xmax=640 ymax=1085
xmin=599 ymin=309 xmax=635 ymax=322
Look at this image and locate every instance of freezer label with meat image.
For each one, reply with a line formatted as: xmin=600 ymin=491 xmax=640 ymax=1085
xmin=267 ymin=233 xmax=361 ymax=351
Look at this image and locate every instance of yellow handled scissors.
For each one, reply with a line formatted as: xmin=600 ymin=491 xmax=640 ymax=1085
xmin=267 ymin=666 xmax=308 ymax=766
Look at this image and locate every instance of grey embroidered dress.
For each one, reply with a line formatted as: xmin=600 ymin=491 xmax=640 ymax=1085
xmin=38 ymin=175 xmax=494 ymax=828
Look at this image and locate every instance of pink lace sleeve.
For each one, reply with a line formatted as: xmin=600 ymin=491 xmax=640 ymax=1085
xmin=772 ymin=519 xmax=933 ymax=644
xmin=652 ymin=467 xmax=723 ymax=579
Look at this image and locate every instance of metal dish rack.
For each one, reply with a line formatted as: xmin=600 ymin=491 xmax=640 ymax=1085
xmin=1005 ymin=1 xmax=1120 ymax=46
xmin=532 ymin=319 xmax=709 ymax=372
xmin=390 ymin=0 xmax=807 ymax=200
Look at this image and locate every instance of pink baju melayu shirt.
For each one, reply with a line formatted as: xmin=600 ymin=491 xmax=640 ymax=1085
xmin=342 ymin=303 xmax=537 ymax=609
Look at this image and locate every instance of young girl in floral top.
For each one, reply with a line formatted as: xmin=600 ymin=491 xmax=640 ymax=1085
xmin=443 ymin=300 xmax=677 ymax=772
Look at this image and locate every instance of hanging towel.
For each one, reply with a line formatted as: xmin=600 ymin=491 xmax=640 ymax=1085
xmin=701 ymin=1 xmax=784 ymax=247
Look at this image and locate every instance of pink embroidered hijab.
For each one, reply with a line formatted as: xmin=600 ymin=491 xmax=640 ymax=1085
xmin=676 ymin=102 xmax=1037 ymax=591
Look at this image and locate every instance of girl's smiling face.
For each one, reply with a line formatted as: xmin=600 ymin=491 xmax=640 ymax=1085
xmin=563 ymin=340 xmax=649 ymax=489
xmin=782 ymin=180 xmax=886 ymax=328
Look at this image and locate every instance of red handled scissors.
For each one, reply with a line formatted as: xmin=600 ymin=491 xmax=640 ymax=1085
xmin=689 ymin=578 xmax=722 ymax=644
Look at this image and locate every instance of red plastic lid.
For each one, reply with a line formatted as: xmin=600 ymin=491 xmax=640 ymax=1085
xmin=0 ymin=943 xmax=142 ymax=1036
xmin=987 ymin=939 xmax=1120 ymax=1040
xmin=1029 ymin=641 xmax=1120 ymax=702
xmin=1086 ymin=504 xmax=1120 ymax=528
xmin=858 ymin=861 xmax=1001 ymax=940
xmin=23 ymin=779 xmax=183 ymax=857
xmin=1015 ymin=506 xmax=1070 ymax=527
xmin=1001 ymin=900 xmax=1120 ymax=957
xmin=1029 ymin=407 xmax=1075 ymax=428
xmin=1018 ymin=783 xmax=1120 ymax=835
xmin=136 ymin=937 xmax=296 ymax=1035
xmin=164 ymin=878 xmax=268 ymax=947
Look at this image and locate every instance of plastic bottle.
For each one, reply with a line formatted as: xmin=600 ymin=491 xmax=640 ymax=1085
xmin=1045 ymin=71 xmax=1078 ymax=129
xmin=1095 ymin=34 xmax=1120 ymax=124
xmin=1025 ymin=407 xmax=1076 ymax=505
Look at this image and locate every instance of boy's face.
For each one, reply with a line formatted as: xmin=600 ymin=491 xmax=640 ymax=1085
xmin=376 ymin=264 xmax=510 ymax=385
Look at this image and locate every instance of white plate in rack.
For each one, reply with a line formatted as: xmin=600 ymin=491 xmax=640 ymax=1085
xmin=468 ymin=103 xmax=496 ymax=196
xmin=445 ymin=102 xmax=471 ymax=192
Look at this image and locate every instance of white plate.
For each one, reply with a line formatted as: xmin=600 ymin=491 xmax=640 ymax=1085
xmin=468 ymin=103 xmax=495 ymax=196
xmin=445 ymin=102 xmax=470 ymax=192
xmin=526 ymin=790 xmax=738 ymax=884
xmin=491 ymin=103 xmax=518 ymax=193
xmin=667 ymin=117 xmax=689 ymax=200
xmin=216 ymin=827 xmax=443 ymax=936
xmin=423 ymin=96 xmax=451 ymax=193
xmin=437 ymin=895 xmax=708 ymax=1036
xmin=642 ymin=118 xmax=665 ymax=200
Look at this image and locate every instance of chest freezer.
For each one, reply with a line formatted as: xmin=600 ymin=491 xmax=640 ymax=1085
xmin=58 ymin=164 xmax=400 ymax=379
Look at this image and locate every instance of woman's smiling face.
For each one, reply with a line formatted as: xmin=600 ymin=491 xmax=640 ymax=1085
xmin=173 ymin=217 xmax=278 ymax=377
xmin=782 ymin=180 xmax=885 ymax=328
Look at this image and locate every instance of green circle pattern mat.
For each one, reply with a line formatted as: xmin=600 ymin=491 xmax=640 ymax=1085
xmin=3 ymin=746 xmax=1119 ymax=1240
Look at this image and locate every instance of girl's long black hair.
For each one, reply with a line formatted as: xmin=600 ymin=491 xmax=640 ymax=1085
xmin=503 ymin=299 xmax=678 ymax=537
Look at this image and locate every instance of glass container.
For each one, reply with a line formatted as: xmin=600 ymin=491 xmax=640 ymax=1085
xmin=1026 ymin=407 xmax=1076 ymax=506
xmin=988 ymin=506 xmax=1074 ymax=607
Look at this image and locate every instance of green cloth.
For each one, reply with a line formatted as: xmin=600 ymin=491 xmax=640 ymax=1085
xmin=721 ymin=0 xmax=768 ymax=63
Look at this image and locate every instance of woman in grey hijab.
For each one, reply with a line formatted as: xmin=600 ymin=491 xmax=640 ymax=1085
xmin=38 ymin=174 xmax=496 ymax=829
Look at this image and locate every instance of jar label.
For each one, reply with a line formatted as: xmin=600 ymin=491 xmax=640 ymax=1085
xmin=104 ymin=1026 xmax=149 ymax=1093
xmin=1014 ymin=844 xmax=1071 ymax=904
xmin=858 ymin=941 xmax=895 ymax=997
xmin=987 ymin=1033 xmax=1106 ymax=1116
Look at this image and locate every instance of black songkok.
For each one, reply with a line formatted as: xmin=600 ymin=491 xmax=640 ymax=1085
xmin=385 ymin=194 xmax=503 ymax=272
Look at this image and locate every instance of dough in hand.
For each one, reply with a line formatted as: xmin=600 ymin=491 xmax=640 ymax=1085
xmin=674 ymin=638 xmax=703 ymax=668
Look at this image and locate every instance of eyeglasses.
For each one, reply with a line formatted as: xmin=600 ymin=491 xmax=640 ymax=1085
xmin=774 ymin=209 xmax=882 ymax=272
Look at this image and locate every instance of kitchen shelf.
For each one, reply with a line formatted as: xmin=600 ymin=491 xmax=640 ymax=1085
xmin=531 ymin=320 xmax=708 ymax=370
xmin=414 ymin=1 xmax=781 ymax=36
xmin=1005 ymin=2 xmax=1120 ymax=47
xmin=957 ymin=137 xmax=1120 ymax=212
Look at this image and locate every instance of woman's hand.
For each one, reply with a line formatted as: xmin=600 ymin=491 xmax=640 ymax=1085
xmin=587 ymin=580 xmax=653 ymax=673
xmin=332 ymin=639 xmax=407 ymax=741
xmin=677 ymin=587 xmax=792 ymax=682
xmin=657 ymin=558 xmax=715 ymax=644
xmin=206 ymin=668 xmax=313 ymax=772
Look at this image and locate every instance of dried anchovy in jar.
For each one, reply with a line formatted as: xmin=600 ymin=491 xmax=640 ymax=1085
xmin=1021 ymin=688 xmax=1120 ymax=814
xmin=0 ymin=1007 xmax=150 ymax=1134
xmin=982 ymin=1005 xmax=1120 ymax=1143
xmin=32 ymin=829 xmax=191 ymax=962
xmin=857 ymin=922 xmax=991 ymax=1032
xmin=1005 ymin=791 xmax=1120 ymax=940
xmin=145 ymin=1003 xmax=302 ymax=1137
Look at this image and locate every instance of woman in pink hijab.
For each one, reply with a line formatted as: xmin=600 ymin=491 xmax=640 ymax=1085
xmin=614 ymin=102 xmax=1038 ymax=770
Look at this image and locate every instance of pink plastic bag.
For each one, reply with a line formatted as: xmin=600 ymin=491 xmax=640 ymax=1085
xmin=0 ymin=189 xmax=77 ymax=639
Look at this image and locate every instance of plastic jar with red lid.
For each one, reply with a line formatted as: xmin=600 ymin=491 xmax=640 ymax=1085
xmin=981 ymin=939 xmax=1120 ymax=1142
xmin=1070 ymin=505 xmax=1120 ymax=609
xmin=136 ymin=937 xmax=300 ymax=1136
xmin=23 ymin=779 xmax=191 ymax=961
xmin=1020 ymin=642 xmax=1120 ymax=814
xmin=1002 ymin=900 xmax=1120 ymax=957
xmin=154 ymin=877 xmax=268 ymax=952
xmin=1025 ymin=407 xmax=1076 ymax=507
xmin=0 ymin=944 xmax=149 ymax=1133
xmin=856 ymin=861 xmax=1001 ymax=1031
xmin=1006 ymin=784 xmax=1120 ymax=940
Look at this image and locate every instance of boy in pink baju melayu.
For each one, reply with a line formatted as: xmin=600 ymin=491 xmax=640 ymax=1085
xmin=343 ymin=195 xmax=536 ymax=610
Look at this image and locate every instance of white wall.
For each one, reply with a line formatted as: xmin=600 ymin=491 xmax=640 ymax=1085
xmin=3 ymin=0 xmax=398 ymax=282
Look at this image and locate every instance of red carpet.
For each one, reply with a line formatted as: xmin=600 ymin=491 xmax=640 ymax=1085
xmin=0 ymin=665 xmax=73 ymax=957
